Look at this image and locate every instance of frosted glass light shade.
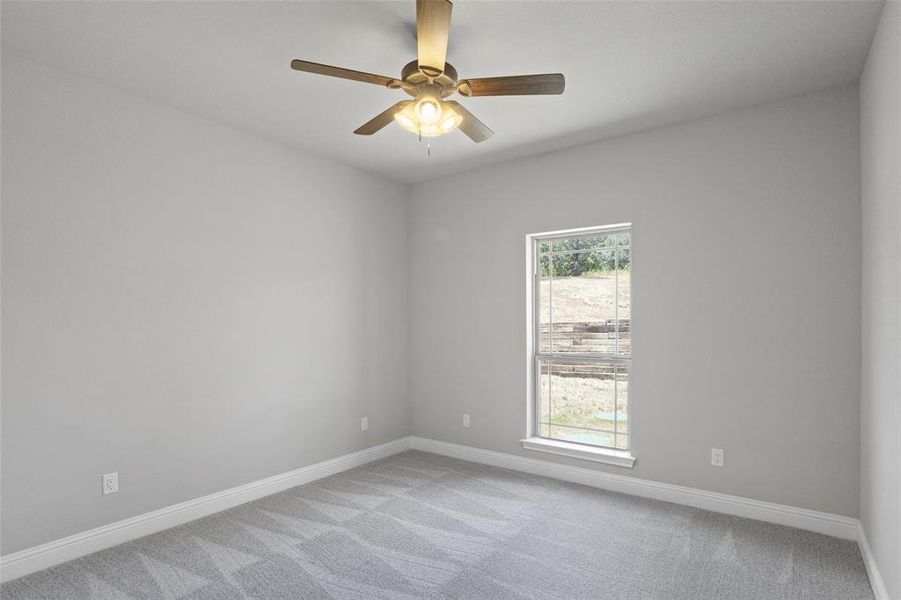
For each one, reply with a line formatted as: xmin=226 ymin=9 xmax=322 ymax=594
xmin=394 ymin=101 xmax=461 ymax=137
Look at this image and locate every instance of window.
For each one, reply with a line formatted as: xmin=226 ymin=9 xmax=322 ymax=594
xmin=527 ymin=224 xmax=632 ymax=459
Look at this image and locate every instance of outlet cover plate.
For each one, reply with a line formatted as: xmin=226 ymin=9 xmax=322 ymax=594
xmin=102 ymin=472 xmax=119 ymax=495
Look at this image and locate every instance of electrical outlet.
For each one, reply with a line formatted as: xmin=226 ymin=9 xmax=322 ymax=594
xmin=361 ymin=417 xmax=368 ymax=432
xmin=462 ymin=413 xmax=471 ymax=428
xmin=711 ymin=448 xmax=724 ymax=467
xmin=102 ymin=472 xmax=119 ymax=495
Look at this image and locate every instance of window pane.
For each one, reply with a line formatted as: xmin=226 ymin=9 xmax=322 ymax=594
xmin=535 ymin=360 xmax=627 ymax=450
xmin=547 ymin=250 xmax=617 ymax=353
xmin=538 ymin=359 xmax=550 ymax=426
xmin=547 ymin=361 xmax=614 ymax=430
xmin=616 ymin=249 xmax=630 ymax=356
xmin=615 ymin=363 xmax=629 ymax=436
xmin=538 ymin=254 xmax=551 ymax=353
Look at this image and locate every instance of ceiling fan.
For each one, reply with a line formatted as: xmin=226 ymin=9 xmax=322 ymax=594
xmin=290 ymin=0 xmax=565 ymax=144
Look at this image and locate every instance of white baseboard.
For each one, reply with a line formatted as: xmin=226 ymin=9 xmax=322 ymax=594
xmin=0 ymin=437 xmax=413 ymax=583
xmin=412 ymin=437 xmax=892 ymax=597
xmin=857 ymin=521 xmax=891 ymax=600
xmin=3 ymin=435 xmax=887 ymax=600
xmin=409 ymin=437 xmax=860 ymax=540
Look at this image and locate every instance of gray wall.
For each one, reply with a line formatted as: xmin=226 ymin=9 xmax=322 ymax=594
xmin=408 ymin=86 xmax=862 ymax=517
xmin=860 ymin=1 xmax=901 ymax=596
xmin=1 ymin=54 xmax=410 ymax=554
xmin=0 ymin=50 xmax=871 ymax=558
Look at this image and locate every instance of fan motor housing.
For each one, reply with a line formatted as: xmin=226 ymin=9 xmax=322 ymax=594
xmin=400 ymin=60 xmax=458 ymax=97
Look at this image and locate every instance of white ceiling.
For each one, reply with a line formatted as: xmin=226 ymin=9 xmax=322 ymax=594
xmin=1 ymin=1 xmax=883 ymax=184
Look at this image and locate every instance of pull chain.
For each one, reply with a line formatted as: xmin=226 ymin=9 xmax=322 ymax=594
xmin=417 ymin=128 xmax=431 ymax=157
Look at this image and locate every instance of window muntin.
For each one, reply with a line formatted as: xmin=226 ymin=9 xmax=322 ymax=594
xmin=533 ymin=226 xmax=631 ymax=450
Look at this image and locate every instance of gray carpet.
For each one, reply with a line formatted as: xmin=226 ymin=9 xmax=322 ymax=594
xmin=1 ymin=450 xmax=874 ymax=600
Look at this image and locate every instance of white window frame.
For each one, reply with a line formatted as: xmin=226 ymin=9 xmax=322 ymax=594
xmin=521 ymin=223 xmax=636 ymax=468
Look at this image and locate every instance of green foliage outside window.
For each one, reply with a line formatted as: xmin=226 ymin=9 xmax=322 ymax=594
xmin=539 ymin=232 xmax=630 ymax=277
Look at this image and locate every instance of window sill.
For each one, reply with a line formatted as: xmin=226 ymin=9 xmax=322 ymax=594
xmin=520 ymin=437 xmax=636 ymax=468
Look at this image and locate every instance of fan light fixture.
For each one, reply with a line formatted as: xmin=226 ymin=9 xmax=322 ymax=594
xmin=393 ymin=84 xmax=462 ymax=138
xmin=394 ymin=100 xmax=462 ymax=138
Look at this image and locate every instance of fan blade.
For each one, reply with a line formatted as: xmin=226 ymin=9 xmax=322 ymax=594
xmin=458 ymin=74 xmax=565 ymax=97
xmin=446 ymin=101 xmax=493 ymax=143
xmin=354 ymin=102 xmax=409 ymax=135
xmin=290 ymin=59 xmax=400 ymax=88
xmin=416 ymin=0 xmax=453 ymax=77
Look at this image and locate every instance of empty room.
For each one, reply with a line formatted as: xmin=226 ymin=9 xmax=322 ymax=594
xmin=1 ymin=0 xmax=898 ymax=598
